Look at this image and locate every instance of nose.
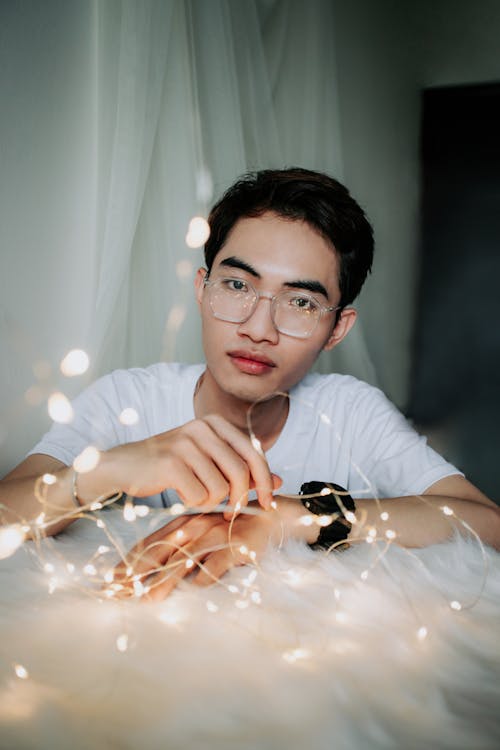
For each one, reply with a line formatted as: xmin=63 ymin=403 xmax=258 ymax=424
xmin=237 ymin=295 xmax=279 ymax=344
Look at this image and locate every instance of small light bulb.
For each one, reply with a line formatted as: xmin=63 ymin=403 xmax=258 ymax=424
xmin=299 ymin=514 xmax=314 ymax=527
xmin=123 ymin=503 xmax=136 ymax=522
xmin=385 ymin=529 xmax=396 ymax=540
xmin=251 ymin=436 xmax=262 ymax=453
xmin=116 ymin=634 xmax=128 ymax=652
xmin=0 ymin=524 xmax=26 ymax=560
xmin=441 ymin=505 xmax=454 ymax=516
xmin=14 ymin=664 xmax=29 ymax=679
xmin=380 ymin=511 xmax=389 ymax=521
xmin=417 ymin=626 xmax=428 ymax=640
xmin=317 ymin=514 xmax=333 ymax=527
xmin=185 ymin=559 xmax=194 ymax=569
xmin=42 ymin=473 xmax=57 ymax=485
xmin=450 ymin=600 xmax=462 ymax=611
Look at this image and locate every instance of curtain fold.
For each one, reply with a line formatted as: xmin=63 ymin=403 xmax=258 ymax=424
xmin=0 ymin=0 xmax=375 ymax=474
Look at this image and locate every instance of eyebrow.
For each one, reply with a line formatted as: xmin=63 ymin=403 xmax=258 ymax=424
xmin=219 ymin=256 xmax=330 ymax=299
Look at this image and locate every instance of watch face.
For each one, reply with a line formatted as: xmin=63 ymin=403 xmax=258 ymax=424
xmin=299 ymin=481 xmax=355 ymax=515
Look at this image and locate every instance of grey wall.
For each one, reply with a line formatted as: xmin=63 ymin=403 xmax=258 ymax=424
xmin=332 ymin=0 xmax=500 ymax=409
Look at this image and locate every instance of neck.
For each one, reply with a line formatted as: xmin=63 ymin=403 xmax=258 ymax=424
xmin=193 ymin=369 xmax=289 ymax=451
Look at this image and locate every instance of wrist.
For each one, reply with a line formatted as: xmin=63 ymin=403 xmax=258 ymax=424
xmin=75 ymin=449 xmax=122 ymax=505
xmin=269 ymin=496 xmax=320 ymax=545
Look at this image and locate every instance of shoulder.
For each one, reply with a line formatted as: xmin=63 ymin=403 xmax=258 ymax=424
xmin=293 ymin=371 xmax=384 ymax=408
xmin=92 ymin=362 xmax=204 ymax=395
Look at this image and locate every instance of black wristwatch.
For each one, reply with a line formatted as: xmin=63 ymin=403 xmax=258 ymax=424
xmin=299 ymin=481 xmax=355 ymax=551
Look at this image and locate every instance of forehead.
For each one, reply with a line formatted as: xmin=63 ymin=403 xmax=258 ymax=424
xmin=213 ymin=212 xmax=340 ymax=292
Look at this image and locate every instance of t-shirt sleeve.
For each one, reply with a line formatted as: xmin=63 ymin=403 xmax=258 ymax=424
xmin=27 ymin=373 xmax=125 ymax=466
xmin=349 ymin=385 xmax=462 ymax=498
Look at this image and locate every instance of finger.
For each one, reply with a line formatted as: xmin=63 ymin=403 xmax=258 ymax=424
xmin=144 ymin=558 xmax=191 ymax=601
xmin=203 ymin=415 xmax=275 ymax=510
xmin=185 ymin=423 xmax=252 ymax=511
xmin=192 ymin=550 xmax=236 ymax=587
xmin=113 ymin=515 xmax=201 ymax=582
xmin=182 ymin=446 xmax=231 ymax=510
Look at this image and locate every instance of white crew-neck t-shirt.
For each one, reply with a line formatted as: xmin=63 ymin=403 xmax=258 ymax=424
xmin=29 ymin=362 xmax=461 ymax=506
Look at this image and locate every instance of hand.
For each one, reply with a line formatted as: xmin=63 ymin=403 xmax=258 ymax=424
xmin=100 ymin=414 xmax=281 ymax=518
xmin=113 ymin=508 xmax=284 ymax=601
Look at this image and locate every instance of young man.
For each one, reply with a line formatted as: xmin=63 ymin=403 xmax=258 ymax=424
xmin=1 ymin=168 xmax=498 ymax=599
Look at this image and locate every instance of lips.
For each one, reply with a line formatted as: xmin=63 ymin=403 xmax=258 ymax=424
xmin=228 ymin=350 xmax=276 ymax=375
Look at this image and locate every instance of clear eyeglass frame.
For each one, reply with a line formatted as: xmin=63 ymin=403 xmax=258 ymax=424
xmin=203 ymin=274 xmax=339 ymax=339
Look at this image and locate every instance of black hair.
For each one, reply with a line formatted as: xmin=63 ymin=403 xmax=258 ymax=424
xmin=204 ymin=167 xmax=374 ymax=309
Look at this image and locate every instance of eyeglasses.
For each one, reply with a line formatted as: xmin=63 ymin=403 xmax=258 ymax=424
xmin=203 ymin=275 xmax=339 ymax=339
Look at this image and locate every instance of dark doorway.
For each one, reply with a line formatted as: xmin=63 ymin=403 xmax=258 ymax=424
xmin=409 ymin=82 xmax=500 ymax=500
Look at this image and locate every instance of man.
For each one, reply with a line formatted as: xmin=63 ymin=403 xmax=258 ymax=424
xmin=1 ymin=168 xmax=498 ymax=599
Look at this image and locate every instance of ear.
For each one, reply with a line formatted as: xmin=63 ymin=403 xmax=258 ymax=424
xmin=322 ymin=307 xmax=357 ymax=352
xmin=194 ymin=267 xmax=207 ymax=308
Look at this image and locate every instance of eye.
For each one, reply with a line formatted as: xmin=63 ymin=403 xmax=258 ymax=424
xmin=223 ymin=278 xmax=249 ymax=293
xmin=288 ymin=294 xmax=319 ymax=313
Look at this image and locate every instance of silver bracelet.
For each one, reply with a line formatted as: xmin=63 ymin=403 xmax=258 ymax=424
xmin=71 ymin=470 xmax=83 ymax=508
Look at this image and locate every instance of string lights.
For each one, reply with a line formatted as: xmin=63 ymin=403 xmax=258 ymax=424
xmin=0 ymin=359 xmax=493 ymax=689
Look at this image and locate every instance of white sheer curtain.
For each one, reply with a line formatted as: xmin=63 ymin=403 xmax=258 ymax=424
xmin=0 ymin=0 xmax=375 ymax=475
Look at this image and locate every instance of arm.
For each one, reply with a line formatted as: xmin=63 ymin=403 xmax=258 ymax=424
xmin=113 ymin=474 xmax=499 ymax=601
xmin=353 ymin=475 xmax=500 ymax=550
xmin=0 ymin=415 xmax=279 ymax=536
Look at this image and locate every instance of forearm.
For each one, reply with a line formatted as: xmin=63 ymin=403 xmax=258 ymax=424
xmin=352 ymin=495 xmax=500 ymax=550
xmin=271 ymin=493 xmax=500 ymax=551
xmin=0 ymin=456 xmax=120 ymax=537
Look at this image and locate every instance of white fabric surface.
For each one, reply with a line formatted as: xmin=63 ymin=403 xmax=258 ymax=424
xmin=29 ymin=362 xmax=460 ymax=502
xmin=0 ymin=509 xmax=499 ymax=749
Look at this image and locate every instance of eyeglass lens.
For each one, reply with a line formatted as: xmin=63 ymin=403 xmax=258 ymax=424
xmin=207 ymin=278 xmax=321 ymax=338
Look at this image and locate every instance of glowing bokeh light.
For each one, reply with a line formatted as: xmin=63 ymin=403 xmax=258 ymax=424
xmin=176 ymin=260 xmax=193 ymax=280
xmin=60 ymin=349 xmax=90 ymax=377
xmin=119 ymin=408 xmax=139 ymax=426
xmin=185 ymin=216 xmax=210 ymax=248
xmin=0 ymin=524 xmax=26 ymax=560
xmin=116 ymin=634 xmax=128 ymax=652
xmin=48 ymin=392 xmax=74 ymax=424
xmin=14 ymin=664 xmax=29 ymax=680
xmin=73 ymin=446 xmax=100 ymax=473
